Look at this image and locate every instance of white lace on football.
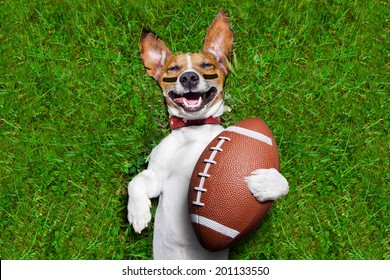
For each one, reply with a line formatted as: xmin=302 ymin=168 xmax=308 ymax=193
xmin=192 ymin=136 xmax=231 ymax=207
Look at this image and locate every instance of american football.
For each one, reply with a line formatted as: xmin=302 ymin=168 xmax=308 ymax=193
xmin=188 ymin=118 xmax=280 ymax=251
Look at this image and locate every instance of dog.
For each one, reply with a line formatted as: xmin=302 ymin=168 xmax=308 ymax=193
xmin=127 ymin=10 xmax=289 ymax=260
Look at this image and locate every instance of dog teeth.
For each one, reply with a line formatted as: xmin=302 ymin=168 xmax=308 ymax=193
xmin=182 ymin=98 xmax=189 ymax=106
xmin=173 ymin=95 xmax=203 ymax=109
xmin=183 ymin=96 xmax=202 ymax=109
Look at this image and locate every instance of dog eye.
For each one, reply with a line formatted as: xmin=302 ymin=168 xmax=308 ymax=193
xmin=168 ymin=65 xmax=180 ymax=71
xmin=201 ymin=62 xmax=213 ymax=68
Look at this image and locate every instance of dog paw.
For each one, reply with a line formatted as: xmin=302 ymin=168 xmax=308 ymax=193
xmin=244 ymin=168 xmax=289 ymax=202
xmin=127 ymin=196 xmax=152 ymax=234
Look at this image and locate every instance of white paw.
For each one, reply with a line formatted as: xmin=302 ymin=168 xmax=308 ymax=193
xmin=127 ymin=195 xmax=152 ymax=234
xmin=244 ymin=168 xmax=289 ymax=202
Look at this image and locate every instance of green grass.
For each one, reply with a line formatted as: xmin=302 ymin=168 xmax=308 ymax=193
xmin=0 ymin=0 xmax=388 ymax=260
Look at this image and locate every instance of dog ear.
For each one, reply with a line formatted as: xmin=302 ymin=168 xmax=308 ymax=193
xmin=203 ymin=10 xmax=234 ymax=75
xmin=140 ymin=31 xmax=172 ymax=80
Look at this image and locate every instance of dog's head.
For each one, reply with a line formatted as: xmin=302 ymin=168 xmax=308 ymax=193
xmin=140 ymin=10 xmax=234 ymax=122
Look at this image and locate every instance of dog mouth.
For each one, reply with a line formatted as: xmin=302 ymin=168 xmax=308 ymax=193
xmin=168 ymin=87 xmax=218 ymax=112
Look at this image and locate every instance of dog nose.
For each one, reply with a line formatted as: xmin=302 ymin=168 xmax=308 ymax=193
xmin=179 ymin=71 xmax=199 ymax=89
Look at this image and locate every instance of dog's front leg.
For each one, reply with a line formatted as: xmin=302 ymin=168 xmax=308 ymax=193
xmin=127 ymin=169 xmax=161 ymax=233
xmin=245 ymin=168 xmax=289 ymax=202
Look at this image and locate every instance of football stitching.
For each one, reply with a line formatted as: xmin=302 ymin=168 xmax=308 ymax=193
xmin=191 ymin=135 xmax=231 ymax=207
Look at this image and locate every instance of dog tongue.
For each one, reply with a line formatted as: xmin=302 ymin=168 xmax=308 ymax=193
xmin=174 ymin=97 xmax=202 ymax=107
xmin=174 ymin=97 xmax=197 ymax=105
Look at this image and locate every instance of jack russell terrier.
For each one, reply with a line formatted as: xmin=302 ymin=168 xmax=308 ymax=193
xmin=127 ymin=10 xmax=289 ymax=259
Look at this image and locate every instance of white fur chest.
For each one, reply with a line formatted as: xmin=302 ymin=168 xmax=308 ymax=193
xmin=147 ymin=125 xmax=226 ymax=259
xmin=147 ymin=125 xmax=224 ymax=177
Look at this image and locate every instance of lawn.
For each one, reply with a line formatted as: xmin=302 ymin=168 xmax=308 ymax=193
xmin=0 ymin=0 xmax=388 ymax=260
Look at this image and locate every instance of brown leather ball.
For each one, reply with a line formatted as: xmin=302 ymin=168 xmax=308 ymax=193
xmin=188 ymin=118 xmax=280 ymax=251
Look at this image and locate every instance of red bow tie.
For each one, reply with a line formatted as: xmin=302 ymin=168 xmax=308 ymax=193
xmin=169 ymin=116 xmax=222 ymax=130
